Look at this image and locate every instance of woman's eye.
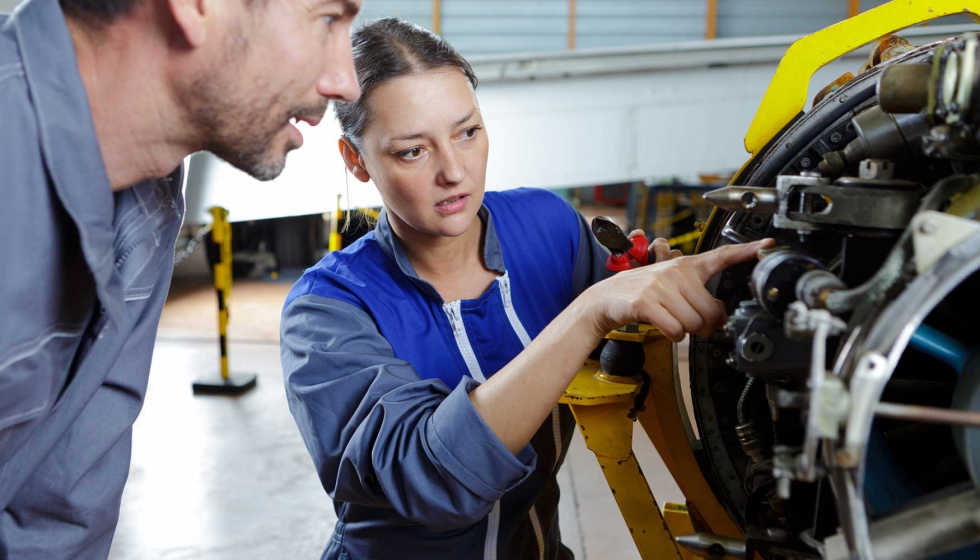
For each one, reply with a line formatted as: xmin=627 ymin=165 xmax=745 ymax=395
xmin=463 ymin=126 xmax=481 ymax=139
xmin=400 ymin=147 xmax=423 ymax=160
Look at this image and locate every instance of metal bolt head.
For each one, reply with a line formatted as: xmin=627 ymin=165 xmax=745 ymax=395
xmin=830 ymin=132 xmax=842 ymax=144
xmin=800 ymin=157 xmax=812 ymax=168
xmin=859 ymin=159 xmax=895 ymax=180
xmin=766 ymin=528 xmax=790 ymax=540
xmin=919 ymin=219 xmax=936 ymax=234
xmin=766 ymin=287 xmax=780 ymax=301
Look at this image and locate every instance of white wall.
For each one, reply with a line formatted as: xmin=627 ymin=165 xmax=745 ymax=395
xmin=185 ymin=25 xmax=974 ymax=224
xmin=0 ymin=0 xmax=21 ymax=12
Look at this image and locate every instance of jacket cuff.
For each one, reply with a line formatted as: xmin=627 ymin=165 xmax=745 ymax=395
xmin=427 ymin=378 xmax=536 ymax=501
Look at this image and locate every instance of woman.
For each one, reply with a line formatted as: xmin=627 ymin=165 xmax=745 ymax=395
xmin=281 ymin=18 xmax=771 ymax=560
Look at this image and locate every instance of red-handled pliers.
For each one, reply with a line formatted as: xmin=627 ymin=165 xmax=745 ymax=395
xmin=591 ymin=216 xmax=648 ymax=272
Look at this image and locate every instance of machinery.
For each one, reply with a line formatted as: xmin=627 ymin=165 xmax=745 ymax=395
xmin=692 ymin=5 xmax=980 ymax=559
xmin=564 ymin=2 xmax=980 ymax=559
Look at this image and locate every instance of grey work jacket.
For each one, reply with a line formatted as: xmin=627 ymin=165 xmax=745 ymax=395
xmin=0 ymin=0 xmax=184 ymax=557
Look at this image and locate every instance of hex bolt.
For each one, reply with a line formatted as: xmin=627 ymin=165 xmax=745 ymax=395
xmin=830 ymin=132 xmax=842 ymax=144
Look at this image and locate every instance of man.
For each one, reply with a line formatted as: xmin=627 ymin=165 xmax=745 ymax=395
xmin=0 ymin=0 xmax=360 ymax=556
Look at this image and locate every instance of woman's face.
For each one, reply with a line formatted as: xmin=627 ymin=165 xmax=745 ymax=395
xmin=355 ymin=68 xmax=489 ymax=241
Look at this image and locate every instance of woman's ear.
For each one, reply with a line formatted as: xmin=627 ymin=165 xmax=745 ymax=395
xmin=338 ymin=137 xmax=371 ymax=183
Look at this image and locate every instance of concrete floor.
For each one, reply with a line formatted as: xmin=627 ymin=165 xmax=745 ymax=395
xmin=108 ymin=275 xmax=692 ymax=560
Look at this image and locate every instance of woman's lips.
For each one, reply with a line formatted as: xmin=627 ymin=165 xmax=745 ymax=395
xmin=434 ymin=194 xmax=469 ymax=215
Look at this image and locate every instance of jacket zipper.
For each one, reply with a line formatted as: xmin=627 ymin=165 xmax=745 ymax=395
xmin=499 ymin=272 xmax=557 ymax=559
xmin=443 ymin=300 xmax=487 ymax=383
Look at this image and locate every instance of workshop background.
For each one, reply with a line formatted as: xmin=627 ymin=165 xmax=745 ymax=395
xmin=2 ymin=0 xmax=977 ymax=558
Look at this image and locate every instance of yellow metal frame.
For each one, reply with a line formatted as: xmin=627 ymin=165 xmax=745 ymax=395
xmin=560 ymin=325 xmax=740 ymax=559
xmin=744 ymin=0 xmax=980 ymax=156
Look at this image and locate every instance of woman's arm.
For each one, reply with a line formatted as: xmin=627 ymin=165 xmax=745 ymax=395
xmin=469 ymin=238 xmax=774 ymax=455
xmin=281 ymin=295 xmax=536 ymax=531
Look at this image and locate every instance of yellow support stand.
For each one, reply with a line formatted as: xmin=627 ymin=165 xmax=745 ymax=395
xmin=561 ymin=325 xmax=742 ymax=559
xmin=329 ymin=194 xmax=343 ymax=252
xmin=192 ymin=206 xmax=257 ymax=396
xmin=561 ymin=360 xmax=682 ymax=560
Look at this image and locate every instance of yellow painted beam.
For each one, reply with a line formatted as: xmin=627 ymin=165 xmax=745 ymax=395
xmin=663 ymin=504 xmax=698 ymax=560
xmin=568 ymin=0 xmax=576 ymax=50
xmin=706 ymin=0 xmax=718 ymax=40
xmin=744 ymin=0 xmax=980 ymax=156
xmin=636 ymin=334 xmax=744 ymax=539
xmin=432 ymin=0 xmax=441 ymax=34
xmin=594 ymin=452 xmax=682 ymax=560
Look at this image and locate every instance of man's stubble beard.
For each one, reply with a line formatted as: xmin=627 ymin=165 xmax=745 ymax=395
xmin=191 ymin=71 xmax=294 ymax=182
xmin=187 ymin=23 xmax=293 ymax=182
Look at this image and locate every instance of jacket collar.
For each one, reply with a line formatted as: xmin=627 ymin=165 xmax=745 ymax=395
xmin=375 ymin=204 xmax=506 ymax=303
xmin=11 ymin=0 xmax=123 ymax=325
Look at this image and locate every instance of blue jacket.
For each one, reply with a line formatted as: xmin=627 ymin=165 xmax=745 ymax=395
xmin=281 ymin=188 xmax=610 ymax=559
xmin=0 ymin=0 xmax=184 ymax=557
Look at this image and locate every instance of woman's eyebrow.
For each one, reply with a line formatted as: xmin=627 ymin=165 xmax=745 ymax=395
xmin=387 ymin=109 xmax=480 ymax=146
xmin=452 ymin=109 xmax=479 ymax=128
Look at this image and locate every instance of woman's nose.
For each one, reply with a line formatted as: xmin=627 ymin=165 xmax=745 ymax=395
xmin=436 ymin=148 xmax=465 ymax=186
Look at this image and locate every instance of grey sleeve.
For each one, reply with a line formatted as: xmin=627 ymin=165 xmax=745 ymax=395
xmin=280 ymin=294 xmax=537 ymax=532
xmin=571 ymin=212 xmax=613 ymax=298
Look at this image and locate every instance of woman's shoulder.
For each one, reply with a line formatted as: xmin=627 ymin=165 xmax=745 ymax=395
xmin=283 ymin=231 xmax=392 ymax=312
xmin=484 ymin=188 xmax=581 ymax=237
xmin=484 ymin=187 xmax=572 ymax=214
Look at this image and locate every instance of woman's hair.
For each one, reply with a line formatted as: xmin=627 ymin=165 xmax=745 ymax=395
xmin=335 ymin=17 xmax=479 ymax=151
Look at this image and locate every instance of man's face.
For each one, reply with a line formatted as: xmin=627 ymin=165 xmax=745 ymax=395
xmin=190 ymin=0 xmax=361 ymax=181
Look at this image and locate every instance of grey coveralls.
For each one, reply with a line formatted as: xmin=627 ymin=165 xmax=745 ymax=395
xmin=0 ymin=0 xmax=184 ymax=556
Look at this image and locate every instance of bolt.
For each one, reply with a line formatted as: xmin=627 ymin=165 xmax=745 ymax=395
xmin=767 ymin=528 xmax=790 ymax=540
xmin=785 ymin=142 xmax=793 ymax=149
xmin=766 ymin=287 xmax=780 ymax=301
xmin=800 ymin=157 xmax=812 ymax=168
xmin=722 ymin=278 xmax=734 ymax=290
xmin=830 ymin=132 xmax=842 ymax=144
xmin=919 ymin=219 xmax=936 ymax=234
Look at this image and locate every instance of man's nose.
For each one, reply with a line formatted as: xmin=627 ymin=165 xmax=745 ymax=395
xmin=317 ymin=37 xmax=360 ymax=103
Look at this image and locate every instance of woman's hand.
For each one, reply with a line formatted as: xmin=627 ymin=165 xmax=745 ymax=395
xmin=627 ymin=230 xmax=681 ymax=264
xmin=583 ymin=238 xmax=775 ymax=343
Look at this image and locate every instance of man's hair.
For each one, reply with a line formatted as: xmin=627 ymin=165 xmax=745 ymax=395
xmin=335 ymin=17 xmax=478 ymax=150
xmin=59 ymin=0 xmax=140 ymax=24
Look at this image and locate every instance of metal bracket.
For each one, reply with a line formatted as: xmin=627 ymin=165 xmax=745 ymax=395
xmin=911 ymin=210 xmax=980 ymax=273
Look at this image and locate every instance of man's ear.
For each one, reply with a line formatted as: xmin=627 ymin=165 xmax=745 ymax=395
xmin=338 ymin=137 xmax=371 ymax=183
xmin=168 ymin=0 xmax=210 ymax=48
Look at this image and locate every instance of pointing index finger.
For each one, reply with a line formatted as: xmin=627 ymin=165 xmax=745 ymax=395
xmin=690 ymin=238 xmax=775 ymax=282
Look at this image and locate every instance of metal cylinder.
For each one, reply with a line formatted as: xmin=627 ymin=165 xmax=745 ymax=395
xmin=735 ymin=420 xmax=767 ymax=464
xmin=878 ymin=63 xmax=932 ymax=114
xmin=795 ymin=269 xmax=847 ymax=309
